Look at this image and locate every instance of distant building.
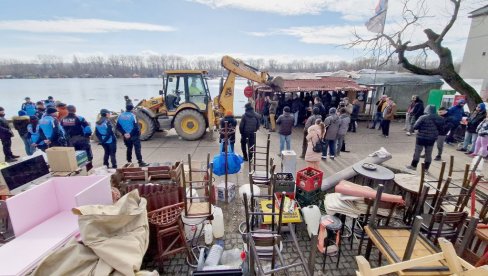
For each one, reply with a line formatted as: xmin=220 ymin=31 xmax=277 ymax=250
xmin=460 ymin=4 xmax=488 ymax=98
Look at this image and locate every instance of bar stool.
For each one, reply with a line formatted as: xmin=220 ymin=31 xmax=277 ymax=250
xmin=319 ymin=214 xmax=343 ymax=269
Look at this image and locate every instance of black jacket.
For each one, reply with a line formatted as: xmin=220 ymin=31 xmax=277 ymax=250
xmin=239 ymin=109 xmax=260 ymax=136
xmin=351 ymin=104 xmax=360 ymax=120
xmin=313 ymin=103 xmax=326 ymax=118
xmin=410 ymin=99 xmax=425 ymax=121
xmin=0 ymin=116 xmax=13 ymax=140
xmin=12 ymin=116 xmax=30 ymax=137
xmin=220 ymin=115 xmax=237 ymax=143
xmin=414 ymin=105 xmax=444 ymax=141
xmin=291 ymin=98 xmax=303 ymax=113
xmin=61 ymin=113 xmax=89 ymax=138
xmin=466 ymin=110 xmax=486 ymax=133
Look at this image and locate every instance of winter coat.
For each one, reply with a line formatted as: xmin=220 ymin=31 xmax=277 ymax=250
xmin=409 ymin=99 xmax=424 ymax=120
xmin=383 ymin=103 xmax=397 ymax=121
xmin=0 ymin=116 xmax=13 ymax=140
xmin=438 ymin=115 xmax=453 ymax=136
xmin=291 ymin=98 xmax=303 ymax=113
xmin=447 ymin=104 xmax=464 ymax=125
xmin=321 ymin=93 xmax=332 ymax=106
xmin=220 ymin=115 xmax=238 ymax=143
xmin=263 ymin=101 xmax=270 ymax=116
xmin=305 ymin=124 xmax=324 ymax=162
xmin=276 ymin=112 xmax=294 ymax=136
xmin=323 ymin=114 xmax=340 ymax=140
xmin=351 ymin=104 xmax=360 ymax=120
xmin=304 ymin=114 xmax=322 ymax=132
xmin=12 ymin=115 xmax=30 ymax=137
xmin=476 ymin=119 xmax=488 ymax=136
xmin=313 ymin=103 xmax=326 ymax=117
xmin=269 ymin=100 xmax=278 ymax=114
xmin=414 ymin=105 xmax=444 ymax=141
xmin=255 ymin=97 xmax=264 ymax=113
xmin=344 ymin=103 xmax=353 ymax=115
xmin=376 ymin=100 xmax=387 ymax=113
xmin=466 ymin=110 xmax=486 ymax=133
xmin=239 ymin=109 xmax=260 ymax=136
xmin=338 ymin=114 xmax=350 ymax=136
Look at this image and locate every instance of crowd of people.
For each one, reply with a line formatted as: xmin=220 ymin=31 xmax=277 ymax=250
xmin=0 ymin=95 xmax=148 ymax=168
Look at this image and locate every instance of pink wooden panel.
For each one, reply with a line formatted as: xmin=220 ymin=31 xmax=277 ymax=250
xmin=75 ymin=175 xmax=112 ymax=206
xmin=53 ymin=176 xmax=107 ymax=211
xmin=336 ymin=181 xmax=404 ymax=204
xmin=0 ymin=211 xmax=78 ymax=276
xmin=6 ymin=180 xmax=59 ymax=236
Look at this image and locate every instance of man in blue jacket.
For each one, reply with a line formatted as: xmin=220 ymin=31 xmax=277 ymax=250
xmin=21 ymin=97 xmax=37 ymax=116
xmin=38 ymin=107 xmax=67 ymax=149
xmin=445 ymin=99 xmax=466 ymax=144
xmin=117 ymin=104 xmax=148 ymax=167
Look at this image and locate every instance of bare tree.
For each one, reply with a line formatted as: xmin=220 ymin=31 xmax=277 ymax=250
xmin=351 ymin=0 xmax=481 ymax=110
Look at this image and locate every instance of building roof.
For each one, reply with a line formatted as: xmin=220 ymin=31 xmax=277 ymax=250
xmin=469 ymin=4 xmax=488 ymax=18
xmin=256 ymin=77 xmax=368 ymax=93
xmin=356 ymin=71 xmax=443 ymax=86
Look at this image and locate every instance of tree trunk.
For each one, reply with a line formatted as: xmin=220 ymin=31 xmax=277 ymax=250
xmin=440 ymin=69 xmax=481 ymax=111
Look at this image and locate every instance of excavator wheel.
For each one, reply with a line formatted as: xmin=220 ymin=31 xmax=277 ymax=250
xmin=174 ymin=109 xmax=206 ymax=141
xmin=136 ymin=110 xmax=156 ymax=141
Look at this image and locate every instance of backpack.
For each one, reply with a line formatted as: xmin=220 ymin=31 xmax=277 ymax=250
xmin=312 ymin=134 xmax=323 ymax=153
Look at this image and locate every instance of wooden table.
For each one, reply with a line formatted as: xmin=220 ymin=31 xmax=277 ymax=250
xmin=365 ymin=226 xmax=450 ymax=275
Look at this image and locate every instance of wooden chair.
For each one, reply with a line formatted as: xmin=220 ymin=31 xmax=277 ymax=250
xmin=249 ymin=162 xmax=276 ymax=196
xmin=243 ymin=192 xmax=311 ymax=276
xmin=248 ymin=134 xmax=273 ymax=193
xmin=356 ymin=238 xmax=488 ymax=276
xmin=148 ymin=202 xmax=195 ymax=269
xmin=183 ymin=154 xmax=213 ymax=218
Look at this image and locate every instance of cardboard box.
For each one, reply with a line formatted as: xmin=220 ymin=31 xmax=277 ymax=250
xmin=46 ymin=147 xmax=78 ymax=172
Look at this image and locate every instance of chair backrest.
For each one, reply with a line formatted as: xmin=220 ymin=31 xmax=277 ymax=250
xmin=365 ymin=185 xmax=401 ymax=228
xmin=425 ymin=211 xmax=468 ymax=244
xmin=182 ymin=154 xmax=213 ymax=218
xmin=248 ymin=134 xmax=271 ymax=175
xmin=243 ymin=191 xmax=285 ymax=235
xmin=127 ymin=183 xmax=183 ymax=211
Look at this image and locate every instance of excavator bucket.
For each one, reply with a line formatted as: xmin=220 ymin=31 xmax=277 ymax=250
xmin=267 ymin=76 xmax=284 ymax=91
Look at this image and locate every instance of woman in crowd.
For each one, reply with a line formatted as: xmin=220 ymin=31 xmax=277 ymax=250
xmin=305 ymin=118 xmax=325 ymax=170
xmin=381 ymin=98 xmax=397 ymax=138
xmin=470 ymin=112 xmax=488 ymax=158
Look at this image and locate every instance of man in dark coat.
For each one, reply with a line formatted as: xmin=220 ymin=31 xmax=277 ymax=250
xmin=0 ymin=107 xmax=19 ymax=162
xmin=276 ymin=106 xmax=294 ymax=155
xmin=406 ymin=95 xmax=424 ymax=135
xmin=458 ymin=103 xmax=486 ymax=153
xmin=220 ymin=111 xmax=238 ymax=152
xmin=239 ymin=103 xmax=260 ymax=161
xmin=406 ymin=105 xmax=444 ymax=172
xmin=313 ymin=97 xmax=326 ymax=119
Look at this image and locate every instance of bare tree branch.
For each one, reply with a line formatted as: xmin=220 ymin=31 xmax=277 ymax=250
xmin=436 ymin=0 xmax=461 ymax=43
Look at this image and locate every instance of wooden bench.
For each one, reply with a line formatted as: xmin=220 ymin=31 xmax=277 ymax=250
xmin=0 ymin=176 xmax=112 ymax=276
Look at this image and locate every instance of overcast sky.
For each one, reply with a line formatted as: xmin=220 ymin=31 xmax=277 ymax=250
xmin=0 ymin=0 xmax=482 ymax=62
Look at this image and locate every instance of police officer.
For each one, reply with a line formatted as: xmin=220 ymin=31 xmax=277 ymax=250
xmin=61 ymin=105 xmax=93 ymax=161
xmin=21 ymin=97 xmax=37 ymax=116
xmin=27 ymin=116 xmax=46 ymax=152
xmin=116 ymin=104 xmax=148 ymax=167
xmin=38 ymin=107 xmax=67 ymax=149
xmin=95 ymin=109 xmax=117 ymax=168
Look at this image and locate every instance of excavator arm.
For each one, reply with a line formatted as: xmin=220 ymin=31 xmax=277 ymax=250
xmin=216 ymin=55 xmax=283 ymax=117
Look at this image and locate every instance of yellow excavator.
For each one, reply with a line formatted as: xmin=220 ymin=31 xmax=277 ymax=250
xmin=130 ymin=55 xmax=283 ymax=141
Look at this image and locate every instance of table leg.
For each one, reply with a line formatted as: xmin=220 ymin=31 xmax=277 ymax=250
xmin=365 ymin=239 xmax=373 ymax=261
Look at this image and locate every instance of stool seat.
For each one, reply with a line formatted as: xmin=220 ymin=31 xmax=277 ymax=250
xmin=321 ymin=215 xmax=342 ymax=231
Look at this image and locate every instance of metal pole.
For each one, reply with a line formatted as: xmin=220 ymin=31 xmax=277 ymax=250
xmin=224 ymin=121 xmax=228 ymax=203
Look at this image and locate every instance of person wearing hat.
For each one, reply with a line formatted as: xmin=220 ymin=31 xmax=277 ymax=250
xmin=322 ymin=107 xmax=340 ymax=160
xmin=38 ymin=106 xmax=67 ymax=149
xmin=370 ymin=94 xmax=388 ymax=129
xmin=0 ymin=107 xmax=19 ymax=162
xmin=239 ymin=103 xmax=260 ymax=161
xmin=301 ymin=107 xmax=322 ymax=158
xmin=44 ymin=96 xmax=55 ymax=108
xmin=12 ymin=110 xmax=32 ymax=155
xmin=124 ymin=95 xmax=133 ymax=107
xmin=445 ymin=99 xmax=466 ymax=144
xmin=116 ymin=104 xmax=148 ymax=167
xmin=21 ymin=97 xmax=37 ymax=117
xmin=219 ymin=110 xmax=237 ymax=152
xmin=276 ymin=106 xmax=294 ymax=155
xmin=96 ymin=109 xmax=117 ymax=168
xmin=61 ymin=105 xmax=93 ymax=162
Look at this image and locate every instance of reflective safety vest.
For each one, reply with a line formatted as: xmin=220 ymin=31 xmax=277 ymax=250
xmin=117 ymin=112 xmax=137 ymax=134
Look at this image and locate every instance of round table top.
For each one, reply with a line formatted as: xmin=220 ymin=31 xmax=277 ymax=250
xmin=352 ymin=162 xmax=395 ymax=181
xmin=394 ymin=173 xmax=437 ymax=195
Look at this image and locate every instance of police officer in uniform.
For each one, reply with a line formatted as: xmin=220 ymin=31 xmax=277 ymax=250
xmin=61 ymin=105 xmax=93 ymax=162
xmin=116 ymin=104 xmax=148 ymax=167
xmin=95 ymin=109 xmax=117 ymax=168
xmin=38 ymin=107 xmax=66 ymax=149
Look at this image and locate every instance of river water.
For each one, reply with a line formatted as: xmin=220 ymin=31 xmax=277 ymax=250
xmin=0 ymin=78 xmax=249 ymax=123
